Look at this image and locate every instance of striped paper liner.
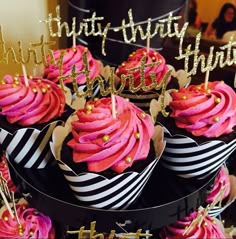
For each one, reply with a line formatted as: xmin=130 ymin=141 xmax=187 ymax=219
xmin=57 ymin=158 xmax=159 ymax=210
xmin=160 ymin=127 xmax=236 ymax=179
xmin=0 ymin=121 xmax=63 ymax=169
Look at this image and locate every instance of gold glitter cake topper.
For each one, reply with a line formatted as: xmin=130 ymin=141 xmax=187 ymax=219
xmin=67 ymin=221 xmax=152 ymax=239
xmin=1 ymin=4 xmax=236 ymax=116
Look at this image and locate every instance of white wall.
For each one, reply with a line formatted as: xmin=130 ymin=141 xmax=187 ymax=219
xmin=0 ymin=0 xmax=59 ymax=77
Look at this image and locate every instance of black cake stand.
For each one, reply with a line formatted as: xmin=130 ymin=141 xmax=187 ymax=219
xmin=8 ymin=159 xmax=217 ymax=236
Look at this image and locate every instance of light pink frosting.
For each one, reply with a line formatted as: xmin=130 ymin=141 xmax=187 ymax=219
xmin=68 ymin=95 xmax=154 ymax=173
xmin=116 ymin=48 xmax=169 ymax=89
xmin=0 ymin=203 xmax=55 ymax=239
xmin=170 ymin=81 xmax=236 ymax=137
xmin=44 ymin=45 xmax=101 ymax=84
xmin=206 ymin=166 xmax=230 ymax=203
xmin=160 ymin=211 xmax=226 ymax=239
xmin=0 ymin=75 xmax=66 ymax=126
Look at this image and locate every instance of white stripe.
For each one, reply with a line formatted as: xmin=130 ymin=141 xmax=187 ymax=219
xmin=7 ymin=129 xmax=34 ymax=163
xmin=0 ymin=129 xmax=9 ymax=144
xmin=165 ymin=136 xmax=198 ymax=144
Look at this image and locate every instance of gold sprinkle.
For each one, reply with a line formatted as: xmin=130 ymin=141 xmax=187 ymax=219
xmin=214 ymin=117 xmax=220 ymax=122
xmin=72 ymin=47 xmax=77 ymax=53
xmin=86 ymin=104 xmax=93 ymax=111
xmin=159 ymin=59 xmax=162 ymax=63
xmin=121 ymin=62 xmax=126 ymax=67
xmin=86 ymin=110 xmax=92 ymax=114
xmin=152 ymin=56 xmax=156 ymax=61
xmin=15 ymin=81 xmax=20 ymax=85
xmin=215 ymin=97 xmax=221 ymax=104
xmin=34 ymin=210 xmax=39 ymax=215
xmin=182 ymin=95 xmax=187 ymax=100
xmin=102 ymin=135 xmax=110 ymax=142
xmin=41 ymin=88 xmax=47 ymax=94
xmin=29 ymin=230 xmax=34 ymax=236
xmin=0 ymin=80 xmax=5 ymax=85
xmin=32 ymin=88 xmax=37 ymax=93
xmin=12 ymin=83 xmax=17 ymax=88
xmin=212 ymin=220 xmax=216 ymax=224
xmin=135 ymin=132 xmax=140 ymax=139
xmin=28 ymin=75 xmax=33 ymax=79
xmin=14 ymin=76 xmax=18 ymax=81
xmin=18 ymin=224 xmax=23 ymax=229
xmin=143 ymin=51 xmax=147 ymax=56
xmin=204 ymin=222 xmax=207 ymax=226
xmin=94 ymin=98 xmax=99 ymax=102
xmin=206 ymin=89 xmax=211 ymax=94
xmin=125 ymin=156 xmax=132 ymax=163
xmin=196 ymin=86 xmax=201 ymax=90
xmin=37 ymin=79 xmax=42 ymax=83
xmin=47 ymin=84 xmax=51 ymax=89
xmin=3 ymin=216 xmax=8 ymax=221
xmin=19 ymin=230 xmax=24 ymax=236
xmin=129 ymin=54 xmax=133 ymax=57
xmin=140 ymin=112 xmax=146 ymax=118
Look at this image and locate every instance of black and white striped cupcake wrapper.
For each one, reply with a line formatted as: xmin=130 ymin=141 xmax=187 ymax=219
xmin=0 ymin=121 xmax=64 ymax=169
xmin=160 ymin=126 xmax=236 ymax=179
xmin=119 ymin=91 xmax=160 ymax=113
xmin=57 ymin=158 xmax=159 ymax=210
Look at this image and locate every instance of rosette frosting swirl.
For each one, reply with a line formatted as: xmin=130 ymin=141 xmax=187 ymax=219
xmin=206 ymin=166 xmax=230 ymax=204
xmin=170 ymin=81 xmax=236 ymax=137
xmin=160 ymin=211 xmax=226 ymax=239
xmin=0 ymin=75 xmax=66 ymax=126
xmin=44 ymin=45 xmax=101 ymax=84
xmin=68 ymin=95 xmax=154 ymax=173
xmin=116 ymin=48 xmax=169 ymax=89
xmin=0 ymin=203 xmax=55 ymax=239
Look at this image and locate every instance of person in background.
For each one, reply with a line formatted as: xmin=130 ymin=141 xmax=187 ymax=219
xmin=204 ymin=3 xmax=236 ymax=39
xmin=188 ymin=0 xmax=202 ymax=29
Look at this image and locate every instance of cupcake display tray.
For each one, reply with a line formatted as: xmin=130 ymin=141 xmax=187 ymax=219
xmin=8 ymin=159 xmax=217 ymax=234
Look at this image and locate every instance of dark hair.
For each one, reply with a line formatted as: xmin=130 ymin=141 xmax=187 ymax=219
xmin=218 ymin=3 xmax=236 ymax=22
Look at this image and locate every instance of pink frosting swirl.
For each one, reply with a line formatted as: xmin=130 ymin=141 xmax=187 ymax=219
xmin=0 ymin=203 xmax=55 ymax=239
xmin=170 ymin=81 xmax=236 ymax=137
xmin=206 ymin=166 xmax=230 ymax=203
xmin=160 ymin=211 xmax=226 ymax=239
xmin=0 ymin=152 xmax=16 ymax=193
xmin=68 ymin=95 xmax=154 ymax=173
xmin=44 ymin=45 xmax=101 ymax=84
xmin=116 ymin=48 xmax=169 ymax=89
xmin=0 ymin=75 xmax=66 ymax=126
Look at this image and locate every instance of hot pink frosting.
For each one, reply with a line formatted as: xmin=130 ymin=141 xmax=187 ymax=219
xmin=0 ymin=152 xmax=16 ymax=193
xmin=206 ymin=166 xmax=230 ymax=203
xmin=68 ymin=95 xmax=154 ymax=173
xmin=0 ymin=203 xmax=55 ymax=239
xmin=44 ymin=45 xmax=101 ymax=84
xmin=0 ymin=75 xmax=66 ymax=126
xmin=116 ymin=48 xmax=169 ymax=89
xmin=170 ymin=81 xmax=236 ymax=137
xmin=160 ymin=211 xmax=226 ymax=239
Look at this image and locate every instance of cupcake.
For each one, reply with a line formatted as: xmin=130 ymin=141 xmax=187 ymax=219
xmin=116 ymin=48 xmax=172 ymax=112
xmin=0 ymin=203 xmax=55 ymax=239
xmin=0 ymin=150 xmax=17 ymax=193
xmin=159 ymin=210 xmax=227 ymax=238
xmin=44 ymin=44 xmax=101 ymax=97
xmin=206 ymin=165 xmax=230 ymax=217
xmin=50 ymin=95 xmax=165 ymax=209
xmin=0 ymin=74 xmax=74 ymax=168
xmin=157 ymin=81 xmax=236 ymax=179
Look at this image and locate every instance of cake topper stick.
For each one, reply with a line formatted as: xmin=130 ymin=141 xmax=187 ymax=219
xmin=72 ymin=31 xmax=76 ymax=49
xmin=21 ymin=64 xmax=29 ymax=87
xmin=146 ymin=35 xmax=150 ymax=53
xmin=111 ymin=94 xmax=117 ymax=119
xmin=0 ymin=186 xmax=14 ymax=218
xmin=11 ymin=192 xmax=21 ymax=226
xmin=204 ymin=69 xmax=210 ymax=91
